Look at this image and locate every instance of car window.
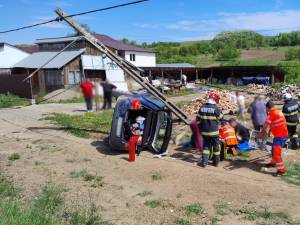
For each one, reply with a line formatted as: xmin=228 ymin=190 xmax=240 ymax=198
xmin=153 ymin=111 xmax=168 ymax=151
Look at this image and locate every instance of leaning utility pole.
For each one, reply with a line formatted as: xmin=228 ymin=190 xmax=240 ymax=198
xmin=55 ymin=8 xmax=189 ymax=125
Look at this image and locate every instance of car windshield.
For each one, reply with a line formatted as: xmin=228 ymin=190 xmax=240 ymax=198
xmin=153 ymin=111 xmax=168 ymax=151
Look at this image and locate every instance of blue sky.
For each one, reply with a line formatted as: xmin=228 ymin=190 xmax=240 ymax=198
xmin=1 ymin=0 xmax=300 ymax=44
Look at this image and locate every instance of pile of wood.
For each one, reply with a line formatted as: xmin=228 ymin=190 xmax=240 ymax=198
xmin=246 ymin=84 xmax=275 ymax=95
xmin=182 ymin=90 xmax=238 ymax=115
xmin=247 ymin=84 xmax=300 ymax=100
xmin=280 ymin=85 xmax=300 ymax=99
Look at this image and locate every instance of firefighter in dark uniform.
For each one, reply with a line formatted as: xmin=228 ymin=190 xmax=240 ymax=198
xmin=197 ymin=90 xmax=223 ymax=167
xmin=282 ymin=93 xmax=300 ymax=149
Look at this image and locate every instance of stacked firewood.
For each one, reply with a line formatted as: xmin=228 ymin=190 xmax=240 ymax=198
xmin=247 ymin=84 xmax=300 ymax=100
xmin=247 ymin=84 xmax=275 ymax=95
xmin=182 ymin=90 xmax=238 ymax=115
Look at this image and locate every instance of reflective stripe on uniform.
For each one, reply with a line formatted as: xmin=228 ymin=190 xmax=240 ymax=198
xmin=202 ymin=131 xmax=219 ymax=136
xmin=203 ymin=150 xmax=210 ymax=155
xmin=283 ymin=111 xmax=298 ymax=116
xmin=287 ymin=122 xmax=298 ymax=126
xmin=213 ymin=152 xmax=220 ymax=156
xmin=199 ymin=115 xmax=218 ymax=120
xmin=217 ymin=113 xmax=224 ymax=120
xmin=224 ymin=135 xmax=237 ymax=140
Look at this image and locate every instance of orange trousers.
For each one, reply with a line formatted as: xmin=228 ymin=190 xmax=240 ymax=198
xmin=271 ymin=145 xmax=286 ymax=173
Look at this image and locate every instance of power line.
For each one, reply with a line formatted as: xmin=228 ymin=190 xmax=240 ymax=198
xmin=0 ymin=0 xmax=150 ymax=34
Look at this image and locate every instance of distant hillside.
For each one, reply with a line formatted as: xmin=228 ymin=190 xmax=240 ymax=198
xmin=123 ymin=30 xmax=300 ymax=67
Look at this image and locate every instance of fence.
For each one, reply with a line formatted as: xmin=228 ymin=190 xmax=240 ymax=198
xmin=0 ymin=74 xmax=33 ymax=99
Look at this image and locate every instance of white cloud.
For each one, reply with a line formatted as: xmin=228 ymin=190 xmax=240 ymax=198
xmin=135 ymin=10 xmax=300 ymax=40
xmin=32 ymin=16 xmax=67 ymax=29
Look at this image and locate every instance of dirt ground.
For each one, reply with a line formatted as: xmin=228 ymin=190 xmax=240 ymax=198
xmin=0 ymin=102 xmax=300 ymax=225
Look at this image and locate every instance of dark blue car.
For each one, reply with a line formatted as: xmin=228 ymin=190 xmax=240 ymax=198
xmin=109 ymin=91 xmax=173 ymax=153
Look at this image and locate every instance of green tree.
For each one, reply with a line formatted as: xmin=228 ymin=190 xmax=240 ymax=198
xmin=216 ymin=45 xmax=241 ymax=60
xmin=278 ymin=61 xmax=300 ymax=84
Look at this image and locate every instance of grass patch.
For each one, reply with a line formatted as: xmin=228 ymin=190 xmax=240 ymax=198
xmin=175 ymin=101 xmax=192 ymax=109
xmin=65 ymin=203 xmax=112 ymax=225
xmin=183 ymin=203 xmax=204 ymax=216
xmin=214 ymin=202 xmax=230 ymax=216
xmin=0 ymin=176 xmax=17 ymax=198
xmin=237 ymin=151 xmax=250 ymax=159
xmin=0 ymin=174 xmax=111 ymax=225
xmin=8 ymin=153 xmax=20 ymax=161
xmin=281 ymin=162 xmax=300 ymax=186
xmin=0 ymin=94 xmax=28 ymax=109
xmin=165 ymin=89 xmax=195 ymax=97
xmin=239 ymin=207 xmax=292 ymax=224
xmin=65 ymin=159 xmax=76 ymax=163
xmin=70 ymin=170 xmax=104 ymax=187
xmin=44 ymin=111 xmax=113 ymax=138
xmin=144 ymin=200 xmax=162 ymax=208
xmin=175 ymin=218 xmax=191 ymax=225
xmin=151 ymin=172 xmax=162 ymax=181
xmin=137 ymin=191 xmax=152 ymax=197
xmin=57 ymin=97 xmax=85 ymax=104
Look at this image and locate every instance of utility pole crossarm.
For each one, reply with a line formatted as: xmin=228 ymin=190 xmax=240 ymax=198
xmin=55 ymin=8 xmax=189 ymax=125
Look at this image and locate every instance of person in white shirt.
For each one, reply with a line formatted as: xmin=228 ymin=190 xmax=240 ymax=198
xmin=94 ymin=78 xmax=102 ymax=112
xmin=236 ymin=91 xmax=246 ymax=122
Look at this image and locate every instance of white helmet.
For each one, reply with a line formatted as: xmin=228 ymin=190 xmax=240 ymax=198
xmin=282 ymin=93 xmax=292 ymax=101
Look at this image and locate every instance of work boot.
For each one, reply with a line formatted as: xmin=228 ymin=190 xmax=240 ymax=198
xmin=200 ymin=155 xmax=209 ymax=168
xmin=213 ymin=155 xmax=220 ymax=167
xmin=272 ymin=171 xmax=286 ymax=177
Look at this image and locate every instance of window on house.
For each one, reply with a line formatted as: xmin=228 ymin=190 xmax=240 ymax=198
xmin=45 ymin=70 xmax=64 ymax=86
xmin=129 ymin=54 xmax=136 ymax=62
xmin=53 ymin=43 xmax=65 ymax=49
xmin=68 ymin=71 xmax=81 ymax=85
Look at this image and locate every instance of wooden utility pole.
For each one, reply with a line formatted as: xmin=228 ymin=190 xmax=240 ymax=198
xmin=55 ymin=8 xmax=189 ymax=125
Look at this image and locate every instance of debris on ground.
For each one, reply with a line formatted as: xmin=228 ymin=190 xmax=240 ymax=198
xmin=247 ymin=84 xmax=300 ymax=100
xmin=183 ymin=90 xmax=238 ymax=115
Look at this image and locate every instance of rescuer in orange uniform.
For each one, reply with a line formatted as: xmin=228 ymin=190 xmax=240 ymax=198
xmin=219 ymin=121 xmax=238 ymax=159
xmin=260 ymin=101 xmax=289 ymax=176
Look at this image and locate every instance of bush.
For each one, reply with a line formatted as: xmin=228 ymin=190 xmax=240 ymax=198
xmin=8 ymin=153 xmax=20 ymax=161
xmin=285 ymin=47 xmax=300 ymax=60
xmin=216 ymin=45 xmax=241 ymax=60
xmin=278 ymin=61 xmax=300 ymax=84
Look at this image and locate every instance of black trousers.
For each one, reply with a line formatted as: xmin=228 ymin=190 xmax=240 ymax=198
xmin=84 ymin=96 xmax=93 ymax=111
xmin=202 ymin=136 xmax=220 ymax=166
xmin=102 ymin=93 xmax=112 ymax=109
xmin=288 ymin=125 xmax=297 ymax=138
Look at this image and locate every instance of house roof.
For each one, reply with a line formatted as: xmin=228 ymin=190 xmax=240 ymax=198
xmin=16 ymin=45 xmax=39 ymax=54
xmin=13 ymin=49 xmax=85 ymax=69
xmin=156 ymin=63 xmax=196 ymax=68
xmin=36 ymin=33 xmax=155 ymax=53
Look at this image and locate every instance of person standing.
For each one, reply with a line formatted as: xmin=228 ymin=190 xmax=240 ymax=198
xmin=197 ymin=90 xmax=223 ymax=167
xmin=80 ymin=78 xmax=94 ymax=112
xmin=282 ymin=93 xmax=300 ymax=149
xmin=236 ymin=91 xmax=246 ymax=122
xmin=94 ymin=78 xmax=102 ymax=112
xmin=248 ymin=95 xmax=267 ymax=131
xmin=260 ymin=101 xmax=289 ymax=176
xmin=101 ymin=79 xmax=117 ymax=110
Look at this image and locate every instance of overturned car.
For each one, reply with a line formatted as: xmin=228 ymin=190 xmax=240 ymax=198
xmin=109 ymin=91 xmax=173 ymax=154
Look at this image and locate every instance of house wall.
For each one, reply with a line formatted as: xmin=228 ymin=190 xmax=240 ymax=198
xmin=125 ymin=51 xmax=156 ymax=67
xmin=0 ymin=44 xmax=29 ymax=69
